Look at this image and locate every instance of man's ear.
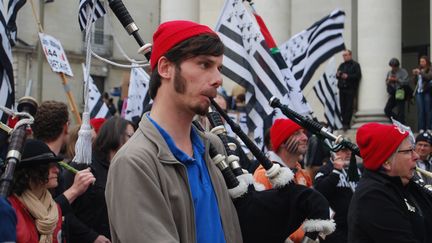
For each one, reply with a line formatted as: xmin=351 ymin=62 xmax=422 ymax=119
xmin=63 ymin=122 xmax=69 ymax=135
xmin=382 ymin=160 xmax=392 ymax=170
xmin=157 ymin=56 xmax=174 ymax=79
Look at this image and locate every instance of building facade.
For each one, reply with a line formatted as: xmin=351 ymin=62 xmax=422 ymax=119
xmin=12 ymin=0 xmax=431 ymax=130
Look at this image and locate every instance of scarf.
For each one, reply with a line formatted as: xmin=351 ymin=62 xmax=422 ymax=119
xmin=17 ymin=189 xmax=59 ymax=243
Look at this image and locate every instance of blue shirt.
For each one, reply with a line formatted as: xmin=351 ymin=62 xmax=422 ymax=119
xmin=148 ymin=115 xmax=226 ymax=243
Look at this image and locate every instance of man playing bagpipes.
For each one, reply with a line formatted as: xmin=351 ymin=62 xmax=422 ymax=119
xmin=105 ymin=20 xmax=243 ymax=243
xmin=348 ymin=123 xmax=432 ymax=242
xmin=254 ymin=118 xmax=314 ymax=243
xmin=314 ymin=144 xmax=360 ymax=243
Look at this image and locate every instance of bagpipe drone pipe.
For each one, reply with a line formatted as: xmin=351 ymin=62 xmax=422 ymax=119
xmin=0 ymin=96 xmax=38 ymax=197
xmin=205 ymin=100 xmax=335 ymax=243
xmin=269 ymin=96 xmax=360 ymax=156
xmin=107 ymin=0 xmax=152 ymax=59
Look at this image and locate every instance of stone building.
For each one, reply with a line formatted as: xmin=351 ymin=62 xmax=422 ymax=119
xmin=12 ymin=0 xmax=431 ymax=130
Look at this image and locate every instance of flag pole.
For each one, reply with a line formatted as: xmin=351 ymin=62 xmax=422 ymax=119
xmin=60 ymin=72 xmax=82 ymax=124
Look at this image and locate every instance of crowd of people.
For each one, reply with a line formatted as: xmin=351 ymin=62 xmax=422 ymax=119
xmin=1 ymin=20 xmax=432 ymax=243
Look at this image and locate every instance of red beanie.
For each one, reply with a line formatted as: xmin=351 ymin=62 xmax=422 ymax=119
xmin=356 ymin=123 xmax=408 ymax=171
xmin=90 ymin=118 xmax=106 ymax=134
xmin=270 ymin=118 xmax=302 ymax=152
xmin=150 ymin=20 xmax=217 ymax=70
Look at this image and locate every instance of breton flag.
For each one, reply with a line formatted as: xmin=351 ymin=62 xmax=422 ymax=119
xmin=124 ymin=64 xmax=151 ymax=123
xmin=250 ymin=7 xmax=311 ymax=118
xmin=215 ymin=0 xmax=289 ymax=147
xmin=82 ymin=64 xmax=111 ymax=119
xmin=313 ymin=57 xmax=342 ymax=130
xmin=0 ymin=0 xmax=26 ymax=122
xmin=78 ymin=0 xmax=106 ymax=31
xmin=279 ymin=9 xmax=346 ymax=90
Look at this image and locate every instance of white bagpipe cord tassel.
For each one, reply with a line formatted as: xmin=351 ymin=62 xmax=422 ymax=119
xmin=73 ymin=112 xmax=92 ymax=165
xmin=73 ymin=2 xmax=96 ymax=165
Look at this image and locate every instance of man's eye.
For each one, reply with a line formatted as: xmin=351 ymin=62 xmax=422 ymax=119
xmin=200 ymin=62 xmax=209 ymax=68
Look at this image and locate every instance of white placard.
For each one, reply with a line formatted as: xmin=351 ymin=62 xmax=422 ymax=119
xmin=39 ymin=33 xmax=73 ymax=77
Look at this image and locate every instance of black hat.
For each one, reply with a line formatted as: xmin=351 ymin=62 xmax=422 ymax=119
xmin=389 ymin=58 xmax=400 ymax=67
xmin=19 ymin=139 xmax=63 ymax=167
xmin=416 ymin=132 xmax=432 ymax=145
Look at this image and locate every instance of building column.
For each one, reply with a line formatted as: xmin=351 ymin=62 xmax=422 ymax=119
xmin=160 ymin=0 xmax=199 ymax=23
xmin=353 ymin=0 xmax=402 ymax=127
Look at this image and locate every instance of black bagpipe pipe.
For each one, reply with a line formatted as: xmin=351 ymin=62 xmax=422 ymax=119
xmin=269 ymin=96 xmax=361 ymax=156
xmin=107 ymin=0 xmax=152 ymax=60
xmin=207 ymin=100 xmax=335 ymax=243
xmin=0 ymin=97 xmax=38 ymax=197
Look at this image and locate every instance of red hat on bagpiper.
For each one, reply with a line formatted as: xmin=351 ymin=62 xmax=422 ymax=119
xmin=356 ymin=123 xmax=408 ymax=171
xmin=150 ymin=20 xmax=218 ymax=70
xmin=270 ymin=118 xmax=302 ymax=152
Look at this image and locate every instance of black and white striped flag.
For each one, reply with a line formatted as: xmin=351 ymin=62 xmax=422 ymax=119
xmin=0 ymin=0 xmax=26 ymax=122
xmin=82 ymin=64 xmax=111 ymax=119
xmin=78 ymin=0 xmax=106 ymax=31
xmin=215 ymin=0 xmax=290 ymax=147
xmin=313 ymin=58 xmax=342 ymax=130
xmin=124 ymin=64 xmax=150 ymax=123
xmin=279 ymin=9 xmax=346 ymax=90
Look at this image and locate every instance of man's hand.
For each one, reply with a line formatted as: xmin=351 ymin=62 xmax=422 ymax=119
xmin=341 ymin=73 xmax=348 ymax=79
xmin=333 ymin=156 xmax=345 ymax=170
xmin=63 ymin=168 xmax=96 ymax=204
xmin=413 ymin=68 xmax=420 ymax=75
xmin=94 ymin=235 xmax=111 ymax=243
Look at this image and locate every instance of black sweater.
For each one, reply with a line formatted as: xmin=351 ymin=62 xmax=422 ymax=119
xmin=348 ymin=170 xmax=432 ymax=243
xmin=314 ymin=162 xmax=356 ymax=243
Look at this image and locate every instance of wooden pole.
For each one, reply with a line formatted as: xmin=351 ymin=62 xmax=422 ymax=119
xmin=60 ymin=73 xmax=82 ymax=124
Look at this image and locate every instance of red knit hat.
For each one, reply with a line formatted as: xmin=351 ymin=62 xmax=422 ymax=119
xmin=270 ymin=118 xmax=302 ymax=152
xmin=150 ymin=20 xmax=217 ymax=70
xmin=90 ymin=118 xmax=106 ymax=134
xmin=356 ymin=123 xmax=408 ymax=171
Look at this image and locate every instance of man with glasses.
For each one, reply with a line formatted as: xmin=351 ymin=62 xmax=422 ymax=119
xmin=415 ymin=131 xmax=432 ymax=185
xmin=348 ymin=123 xmax=432 ymax=242
xmin=336 ymin=49 xmax=362 ymax=132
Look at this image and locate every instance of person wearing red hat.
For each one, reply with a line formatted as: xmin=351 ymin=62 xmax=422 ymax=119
xmin=253 ymin=118 xmax=312 ymax=243
xmin=105 ymin=20 xmax=242 ymax=243
xmin=348 ymin=123 xmax=432 ymax=242
xmin=254 ymin=118 xmax=312 ymax=189
xmin=90 ymin=118 xmax=106 ymax=135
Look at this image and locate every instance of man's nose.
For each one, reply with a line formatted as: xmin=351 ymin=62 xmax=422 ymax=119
xmin=210 ymin=69 xmax=223 ymax=87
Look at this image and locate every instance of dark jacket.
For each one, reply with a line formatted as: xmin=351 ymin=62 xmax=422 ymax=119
xmin=337 ymin=60 xmax=362 ymax=91
xmin=348 ymin=170 xmax=432 ymax=243
xmin=105 ymin=116 xmax=243 ymax=243
xmin=64 ymin=155 xmax=110 ymax=243
xmin=413 ymin=68 xmax=432 ymax=94
xmin=314 ymin=162 xmax=356 ymax=243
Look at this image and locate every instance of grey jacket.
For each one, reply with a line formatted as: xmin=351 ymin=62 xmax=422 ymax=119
xmin=105 ymin=115 xmax=243 ymax=243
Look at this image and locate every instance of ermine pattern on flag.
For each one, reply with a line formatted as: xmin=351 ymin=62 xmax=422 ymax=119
xmin=82 ymin=64 xmax=111 ymax=119
xmin=0 ymin=0 xmax=26 ymax=122
xmin=124 ymin=65 xmax=150 ymax=122
xmin=279 ymin=9 xmax=346 ymax=90
xmin=78 ymin=0 xmax=106 ymax=31
xmin=215 ymin=0 xmax=289 ymax=147
xmin=313 ymin=58 xmax=342 ymax=130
